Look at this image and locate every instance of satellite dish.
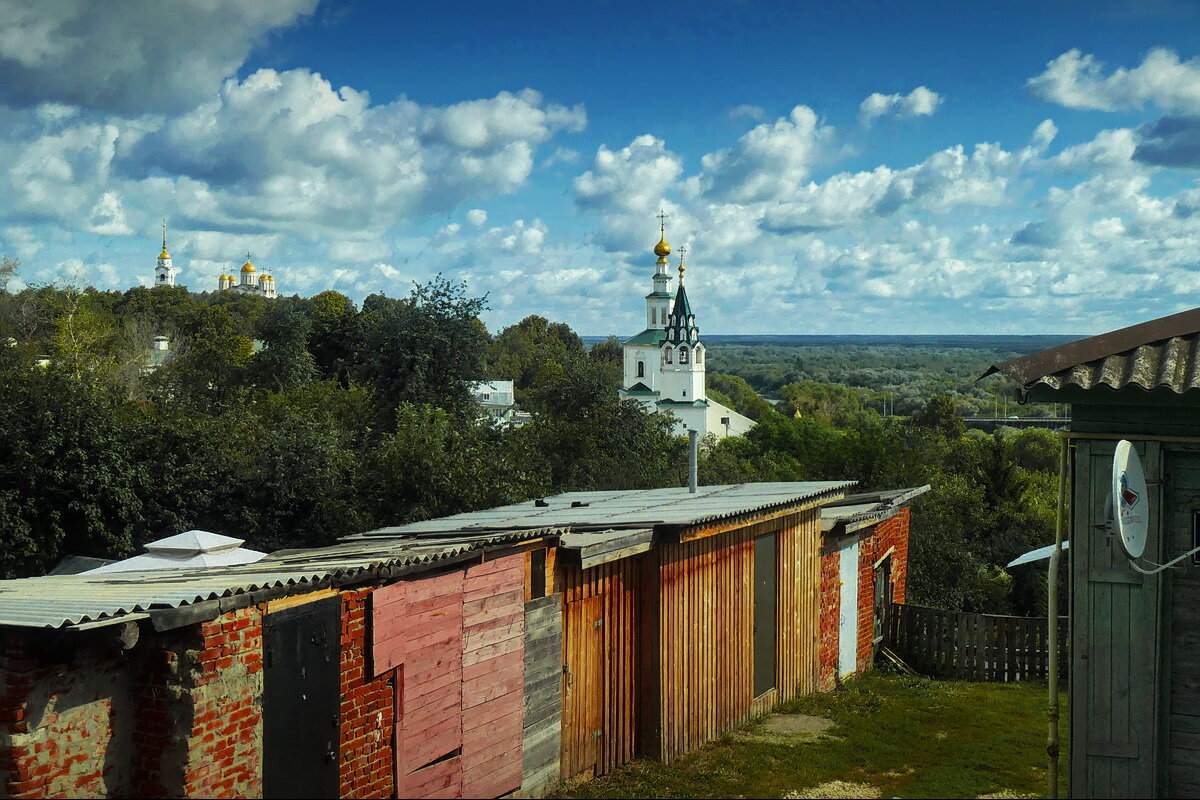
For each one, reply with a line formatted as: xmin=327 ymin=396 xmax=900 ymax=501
xmin=1112 ymin=439 xmax=1149 ymax=560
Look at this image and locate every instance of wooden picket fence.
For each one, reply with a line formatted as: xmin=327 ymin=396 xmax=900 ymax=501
xmin=884 ymin=602 xmax=1068 ymax=682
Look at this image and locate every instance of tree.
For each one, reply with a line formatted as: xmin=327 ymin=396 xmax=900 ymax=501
xmin=909 ymin=394 xmax=966 ymax=439
xmin=251 ymin=304 xmax=316 ymax=391
xmin=520 ymin=356 xmax=688 ymax=491
xmin=707 ymin=372 xmax=776 ymax=420
xmin=488 ymin=315 xmax=587 ymax=402
xmin=304 ymin=290 xmax=359 ymax=382
xmin=355 ymin=277 xmax=489 ymax=424
xmin=0 ymin=256 xmax=18 ymax=294
xmin=153 ymin=305 xmax=253 ymax=409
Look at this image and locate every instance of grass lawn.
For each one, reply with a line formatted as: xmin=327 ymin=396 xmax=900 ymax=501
xmin=552 ymin=674 xmax=1066 ymax=799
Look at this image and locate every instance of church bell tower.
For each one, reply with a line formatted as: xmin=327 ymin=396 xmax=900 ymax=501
xmin=154 ymin=221 xmax=176 ymax=287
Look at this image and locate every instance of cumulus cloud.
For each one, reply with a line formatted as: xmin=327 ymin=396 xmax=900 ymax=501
xmin=858 ymin=86 xmax=943 ymax=126
xmin=0 ymin=0 xmax=318 ymax=115
xmin=573 ymin=135 xmax=685 ymax=252
xmin=0 ymin=69 xmax=585 ymax=243
xmin=694 ymin=106 xmax=834 ymax=203
xmin=1050 ymin=127 xmax=1137 ymax=172
xmin=1028 ymin=47 xmax=1200 ymax=114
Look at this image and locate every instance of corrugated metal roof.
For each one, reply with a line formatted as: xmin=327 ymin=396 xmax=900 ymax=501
xmin=347 ymin=482 xmax=854 ymax=539
xmin=821 ymin=485 xmax=930 ymax=533
xmin=0 ymin=530 xmax=549 ymax=630
xmin=984 ymin=307 xmax=1200 ymax=394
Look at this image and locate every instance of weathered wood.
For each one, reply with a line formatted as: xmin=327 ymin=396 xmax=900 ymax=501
xmin=885 ymin=602 xmax=1068 ymax=682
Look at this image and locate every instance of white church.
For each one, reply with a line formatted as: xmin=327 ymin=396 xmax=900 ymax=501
xmin=152 ymin=224 xmax=277 ymax=298
xmin=618 ymin=222 xmax=755 ymax=440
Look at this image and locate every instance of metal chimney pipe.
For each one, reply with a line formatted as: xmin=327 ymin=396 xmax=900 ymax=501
xmin=688 ymin=429 xmax=698 ymax=493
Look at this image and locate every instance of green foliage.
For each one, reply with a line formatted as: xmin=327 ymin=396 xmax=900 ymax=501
xmin=488 ymin=314 xmax=587 ymax=404
xmin=777 ymin=380 xmax=867 ymax=427
xmin=707 ymin=372 xmax=776 ymax=420
xmin=909 ymin=394 xmax=966 ymax=439
xmin=356 ymin=277 xmax=488 ymax=423
xmin=0 ymin=255 xmax=18 ymax=294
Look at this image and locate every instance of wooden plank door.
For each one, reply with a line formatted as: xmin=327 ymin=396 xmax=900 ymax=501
xmin=753 ymin=533 xmax=778 ymax=697
xmin=562 ymin=594 xmax=604 ymax=780
xmin=838 ymin=540 xmax=860 ymax=677
xmin=373 ymin=571 xmax=465 ymax=799
xmin=263 ymin=597 xmax=341 ymax=800
xmin=1071 ymin=440 xmax=1163 ymax=799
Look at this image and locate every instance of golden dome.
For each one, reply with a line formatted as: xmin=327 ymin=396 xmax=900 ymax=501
xmin=241 ymin=262 xmax=256 ymax=273
xmin=263 ymin=274 xmax=274 ymax=281
xmin=653 ymin=237 xmax=671 ymax=258
xmin=159 ymin=249 xmax=170 ymax=259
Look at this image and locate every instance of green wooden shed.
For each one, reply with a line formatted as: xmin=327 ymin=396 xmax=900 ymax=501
xmin=989 ymin=307 xmax=1200 ymax=799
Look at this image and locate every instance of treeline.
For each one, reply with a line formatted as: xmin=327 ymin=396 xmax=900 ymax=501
xmin=0 ymin=278 xmax=1058 ymax=616
xmin=0 ymin=281 xmax=683 ymax=578
xmin=705 ymin=342 xmax=1059 ymax=418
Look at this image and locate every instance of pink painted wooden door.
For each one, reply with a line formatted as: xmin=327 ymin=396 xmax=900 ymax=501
xmin=373 ymin=571 xmax=464 ymax=799
xmin=461 ymin=556 xmax=525 ymax=799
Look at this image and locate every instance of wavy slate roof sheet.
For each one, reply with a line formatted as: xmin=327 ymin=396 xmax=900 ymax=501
xmin=347 ymin=482 xmax=854 ymax=538
xmin=0 ymin=530 xmax=549 ymax=630
xmin=985 ymin=307 xmax=1200 ymax=395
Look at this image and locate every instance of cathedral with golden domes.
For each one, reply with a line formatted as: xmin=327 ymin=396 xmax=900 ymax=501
xmin=217 ymin=255 xmax=277 ymax=299
xmin=151 ymin=227 xmax=277 ymax=298
xmin=617 ymin=216 xmax=754 ymax=440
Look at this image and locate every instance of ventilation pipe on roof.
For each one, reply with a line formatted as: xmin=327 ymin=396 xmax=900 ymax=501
xmin=688 ymin=429 xmax=698 ymax=493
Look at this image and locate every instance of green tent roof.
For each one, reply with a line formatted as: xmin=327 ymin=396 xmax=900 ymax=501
xmin=625 ymin=328 xmax=667 ymax=345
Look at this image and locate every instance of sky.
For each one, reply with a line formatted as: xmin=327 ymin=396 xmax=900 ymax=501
xmin=3 ymin=1 xmax=1200 ymax=336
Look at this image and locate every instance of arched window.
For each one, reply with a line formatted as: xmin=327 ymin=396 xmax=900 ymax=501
xmin=665 ymin=348 xmax=673 ymax=364
xmin=679 ymin=346 xmax=689 ymax=364
xmin=637 ymin=361 xmax=645 ymax=378
xmin=695 ymin=347 xmax=703 ymax=365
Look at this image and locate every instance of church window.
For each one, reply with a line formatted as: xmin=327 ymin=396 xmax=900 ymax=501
xmin=665 ymin=348 xmax=673 ymax=364
xmin=679 ymin=346 xmax=689 ymax=364
xmin=695 ymin=347 xmax=703 ymax=364
xmin=637 ymin=361 xmax=645 ymax=378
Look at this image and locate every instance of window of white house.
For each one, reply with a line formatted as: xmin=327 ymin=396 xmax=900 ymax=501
xmin=637 ymin=361 xmax=645 ymax=378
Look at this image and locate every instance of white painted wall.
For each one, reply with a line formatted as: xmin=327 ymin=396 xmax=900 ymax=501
xmin=838 ymin=540 xmax=860 ymax=678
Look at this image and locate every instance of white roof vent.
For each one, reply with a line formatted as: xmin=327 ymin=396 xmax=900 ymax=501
xmin=85 ymin=530 xmax=266 ymax=574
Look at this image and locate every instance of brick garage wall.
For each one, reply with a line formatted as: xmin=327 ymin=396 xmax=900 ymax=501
xmin=878 ymin=508 xmax=910 ymax=603
xmin=339 ymin=589 xmax=394 ymax=799
xmin=179 ymin=605 xmax=264 ymax=799
xmin=0 ymin=631 xmax=136 ymax=799
xmin=817 ymin=543 xmax=840 ymax=691
xmin=856 ymin=533 xmax=876 ymax=674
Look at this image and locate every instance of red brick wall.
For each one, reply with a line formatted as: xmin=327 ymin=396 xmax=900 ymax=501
xmin=817 ymin=543 xmax=840 ymax=691
xmin=180 ymin=605 xmax=264 ymax=799
xmin=339 ymin=589 xmax=394 ymax=800
xmin=816 ymin=507 xmax=913 ymax=686
xmin=0 ymin=630 xmax=136 ymax=799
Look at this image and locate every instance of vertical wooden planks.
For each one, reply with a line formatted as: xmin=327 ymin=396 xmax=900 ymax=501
xmin=560 ymin=558 xmax=641 ymax=780
xmin=384 ymin=571 xmax=465 ymax=798
xmin=522 ymin=596 xmax=562 ymax=797
xmin=461 ymin=556 xmax=526 ymax=799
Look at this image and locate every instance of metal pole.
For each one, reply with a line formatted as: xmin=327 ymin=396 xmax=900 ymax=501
xmin=688 ymin=429 xmax=698 ymax=493
xmin=1047 ymin=433 xmax=1068 ymax=798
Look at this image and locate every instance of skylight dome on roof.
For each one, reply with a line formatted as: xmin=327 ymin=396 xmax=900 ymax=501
xmin=85 ymin=530 xmax=266 ymax=575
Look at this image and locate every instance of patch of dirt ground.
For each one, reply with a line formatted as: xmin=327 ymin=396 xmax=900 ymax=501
xmin=733 ymin=713 xmax=837 ymax=745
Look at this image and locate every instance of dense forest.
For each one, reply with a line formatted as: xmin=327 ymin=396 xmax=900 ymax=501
xmin=0 ymin=264 xmax=1062 ymax=616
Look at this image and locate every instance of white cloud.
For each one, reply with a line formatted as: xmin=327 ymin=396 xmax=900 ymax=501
xmin=694 ymin=106 xmax=834 ymax=203
xmin=0 ymin=0 xmax=318 ymax=115
xmin=467 ymin=209 xmax=488 ymax=226
xmin=858 ymin=86 xmax=943 ymax=126
xmin=1049 ymin=127 xmax=1139 ymax=172
xmin=573 ymin=135 xmax=685 ymax=252
xmin=1028 ymin=47 xmax=1200 ymax=114
xmin=0 ymin=69 xmax=586 ymax=247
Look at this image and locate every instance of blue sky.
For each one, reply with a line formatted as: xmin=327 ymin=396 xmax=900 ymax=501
xmin=3 ymin=1 xmax=1200 ymax=335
